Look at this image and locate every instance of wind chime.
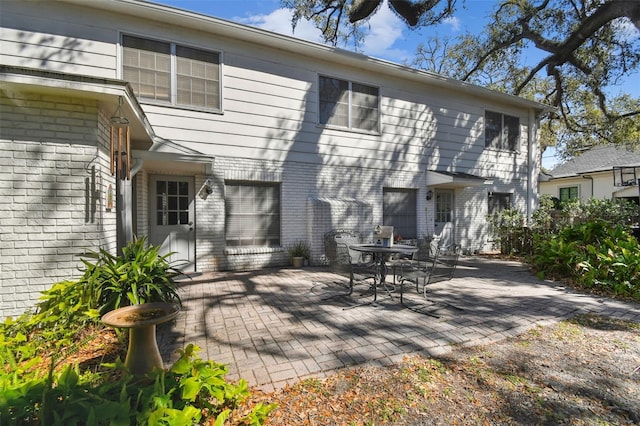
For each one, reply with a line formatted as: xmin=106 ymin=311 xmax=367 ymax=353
xmin=110 ymin=97 xmax=131 ymax=180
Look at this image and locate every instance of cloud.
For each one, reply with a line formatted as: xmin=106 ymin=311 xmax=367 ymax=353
xmin=360 ymin=4 xmax=410 ymax=60
xmin=235 ymin=8 xmax=325 ymax=43
xmin=235 ymin=6 xmax=412 ymax=63
xmin=443 ymin=16 xmax=461 ymax=32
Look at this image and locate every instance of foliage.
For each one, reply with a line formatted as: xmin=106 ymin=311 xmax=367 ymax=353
xmin=487 ymin=208 xmax=531 ymax=255
xmin=288 ymin=240 xmax=310 ymax=259
xmin=489 ymin=196 xmax=638 ymax=255
xmin=0 ymin=343 xmax=276 ymax=425
xmin=529 ymin=220 xmax=640 ymax=299
xmin=79 ymin=237 xmax=182 ymax=315
xmin=0 ymin=280 xmax=101 ymax=371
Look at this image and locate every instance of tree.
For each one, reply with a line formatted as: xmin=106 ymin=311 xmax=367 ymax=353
xmin=285 ymin=0 xmax=640 ymax=155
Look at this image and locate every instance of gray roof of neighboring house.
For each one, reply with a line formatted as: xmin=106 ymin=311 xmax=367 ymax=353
xmin=549 ymin=145 xmax=640 ymax=178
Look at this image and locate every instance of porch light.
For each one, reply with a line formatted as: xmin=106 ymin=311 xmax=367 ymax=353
xmin=110 ymin=96 xmax=131 ymax=180
xmin=426 ymin=190 xmax=433 ymax=200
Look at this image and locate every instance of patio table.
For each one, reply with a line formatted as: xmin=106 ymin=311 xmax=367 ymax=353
xmin=348 ymin=243 xmax=418 ymax=304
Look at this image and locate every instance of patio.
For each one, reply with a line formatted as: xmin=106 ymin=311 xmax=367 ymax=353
xmin=158 ymin=256 xmax=640 ymax=392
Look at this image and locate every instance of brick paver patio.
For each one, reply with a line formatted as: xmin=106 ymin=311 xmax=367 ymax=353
xmin=158 ymin=256 xmax=640 ymax=392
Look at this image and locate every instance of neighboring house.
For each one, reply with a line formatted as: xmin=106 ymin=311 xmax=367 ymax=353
xmin=540 ymin=145 xmax=640 ymax=204
xmin=0 ymin=0 xmax=549 ymax=319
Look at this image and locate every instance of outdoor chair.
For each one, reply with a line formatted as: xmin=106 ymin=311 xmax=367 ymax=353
xmin=335 ymin=242 xmax=378 ymax=294
xmin=389 ymin=236 xmax=440 ymax=285
xmin=323 ymin=229 xmax=377 ymax=295
xmin=398 ymin=244 xmax=461 ymax=305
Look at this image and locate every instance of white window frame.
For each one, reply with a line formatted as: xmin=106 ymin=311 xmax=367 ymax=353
xmin=224 ymin=181 xmax=281 ymax=248
xmin=485 ymin=110 xmax=520 ymax=151
xmin=318 ymin=75 xmax=380 ymax=133
xmin=120 ymin=33 xmax=223 ymax=112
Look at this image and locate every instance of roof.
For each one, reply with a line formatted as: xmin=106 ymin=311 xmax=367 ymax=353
xmin=62 ymin=0 xmax=551 ymax=115
xmin=549 ymin=145 xmax=640 ymax=178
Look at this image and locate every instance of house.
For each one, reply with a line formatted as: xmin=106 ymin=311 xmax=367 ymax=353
xmin=0 ymin=0 xmax=549 ymax=319
xmin=540 ymin=145 xmax=640 ymax=204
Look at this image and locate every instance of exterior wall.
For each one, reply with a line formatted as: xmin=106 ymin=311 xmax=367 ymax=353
xmin=0 ymin=0 xmax=545 ymax=317
xmin=0 ymin=88 xmax=117 ymax=319
xmin=540 ymin=172 xmax=621 ymax=201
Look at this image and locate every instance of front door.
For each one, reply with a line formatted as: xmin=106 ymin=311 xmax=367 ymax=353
xmin=149 ymin=175 xmax=195 ymax=272
xmin=434 ymin=189 xmax=454 ymax=248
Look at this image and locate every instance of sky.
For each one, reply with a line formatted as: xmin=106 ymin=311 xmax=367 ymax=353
xmin=153 ymin=0 xmax=639 ymax=170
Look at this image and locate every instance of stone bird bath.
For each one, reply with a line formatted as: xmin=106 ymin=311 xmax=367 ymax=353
xmin=102 ymin=302 xmax=180 ymax=374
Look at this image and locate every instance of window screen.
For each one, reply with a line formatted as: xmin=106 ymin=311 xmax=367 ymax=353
xmin=176 ymin=46 xmax=220 ymax=109
xmin=485 ymin=111 xmax=519 ymax=151
xmin=123 ymin=35 xmax=171 ymax=101
xmin=383 ymin=188 xmax=417 ymax=239
xmin=123 ymin=35 xmax=221 ymax=110
xmin=319 ymin=76 xmax=379 ymax=132
xmin=488 ymin=192 xmax=512 ymax=215
xmin=225 ymin=182 xmax=281 ymax=247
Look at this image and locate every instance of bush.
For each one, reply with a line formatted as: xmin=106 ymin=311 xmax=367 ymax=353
xmin=529 ymin=220 xmax=640 ymax=299
xmin=0 ymin=236 xmax=276 ymax=425
xmin=0 ymin=343 xmax=276 ymax=425
xmin=79 ymin=237 xmax=182 ymax=315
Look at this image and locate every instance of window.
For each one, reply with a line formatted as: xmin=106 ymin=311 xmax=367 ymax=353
xmin=155 ymin=179 xmax=190 ymax=225
xmin=559 ymin=186 xmax=579 ymax=202
xmin=485 ymin=111 xmax=519 ymax=151
xmin=123 ymin=35 xmax=221 ymax=110
xmin=383 ymin=188 xmax=417 ymax=239
xmin=225 ymin=182 xmax=280 ymax=247
xmin=319 ymin=76 xmax=379 ymax=132
xmin=488 ymin=192 xmax=512 ymax=215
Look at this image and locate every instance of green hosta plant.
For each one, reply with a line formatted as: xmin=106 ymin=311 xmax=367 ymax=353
xmin=79 ymin=237 xmax=182 ymax=314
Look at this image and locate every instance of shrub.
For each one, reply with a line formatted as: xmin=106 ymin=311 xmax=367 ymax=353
xmin=529 ymin=220 xmax=640 ymax=299
xmin=0 ymin=343 xmax=276 ymax=425
xmin=79 ymin=236 xmax=182 ymax=315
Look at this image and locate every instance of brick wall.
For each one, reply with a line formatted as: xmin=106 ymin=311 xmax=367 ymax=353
xmin=0 ymin=90 xmax=116 ymax=319
xmin=192 ymin=157 xmax=429 ymax=270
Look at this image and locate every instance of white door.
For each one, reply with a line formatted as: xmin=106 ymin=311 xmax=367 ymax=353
xmin=149 ymin=175 xmax=195 ymax=272
xmin=434 ymin=189 xmax=454 ymax=248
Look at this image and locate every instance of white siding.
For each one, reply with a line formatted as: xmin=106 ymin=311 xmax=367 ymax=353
xmin=0 ymin=0 xmax=544 ymax=317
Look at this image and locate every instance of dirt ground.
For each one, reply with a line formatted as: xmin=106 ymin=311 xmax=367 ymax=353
xmin=238 ymin=313 xmax=640 ymax=425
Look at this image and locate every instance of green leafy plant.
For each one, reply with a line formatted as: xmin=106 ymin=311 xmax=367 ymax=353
xmin=79 ymin=236 xmax=182 ymax=315
xmin=1 ymin=344 xmax=276 ymax=425
xmin=288 ymin=240 xmax=310 ymax=259
xmin=529 ymin=220 xmax=640 ymax=299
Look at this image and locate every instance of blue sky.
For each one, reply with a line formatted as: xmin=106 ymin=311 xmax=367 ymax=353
xmin=152 ymin=0 xmax=639 ymax=169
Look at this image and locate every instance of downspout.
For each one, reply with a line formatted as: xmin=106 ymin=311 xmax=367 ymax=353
xmin=118 ymin=158 xmax=144 ymax=252
xmin=582 ymin=175 xmax=593 ymax=199
xmin=526 ymin=108 xmax=538 ymax=222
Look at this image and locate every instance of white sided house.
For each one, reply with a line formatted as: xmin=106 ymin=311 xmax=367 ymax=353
xmin=540 ymin=145 xmax=640 ymax=204
xmin=0 ymin=0 xmax=549 ymax=319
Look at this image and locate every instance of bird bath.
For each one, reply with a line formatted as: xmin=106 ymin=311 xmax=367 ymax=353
xmin=102 ymin=302 xmax=180 ymax=374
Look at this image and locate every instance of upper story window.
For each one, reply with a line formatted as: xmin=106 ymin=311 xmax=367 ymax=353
xmin=485 ymin=111 xmax=519 ymax=151
xmin=319 ymin=75 xmax=379 ymax=132
xmin=122 ymin=35 xmax=221 ymax=111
